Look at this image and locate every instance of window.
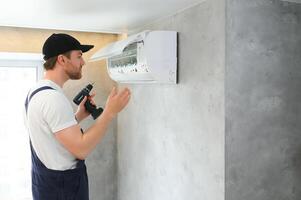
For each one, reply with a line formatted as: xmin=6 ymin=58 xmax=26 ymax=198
xmin=0 ymin=53 xmax=43 ymax=200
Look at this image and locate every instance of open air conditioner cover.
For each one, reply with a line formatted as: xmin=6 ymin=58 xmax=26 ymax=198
xmin=90 ymin=31 xmax=148 ymax=61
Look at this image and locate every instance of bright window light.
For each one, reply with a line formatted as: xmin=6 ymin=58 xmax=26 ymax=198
xmin=0 ymin=66 xmax=36 ymax=200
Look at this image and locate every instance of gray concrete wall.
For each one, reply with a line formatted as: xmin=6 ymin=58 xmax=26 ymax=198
xmin=117 ymin=0 xmax=225 ymax=200
xmin=226 ymin=0 xmax=301 ymax=199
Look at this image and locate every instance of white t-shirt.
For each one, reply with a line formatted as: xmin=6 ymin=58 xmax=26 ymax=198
xmin=24 ymin=79 xmax=78 ymax=170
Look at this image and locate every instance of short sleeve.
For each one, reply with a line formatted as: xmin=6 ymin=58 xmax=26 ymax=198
xmin=42 ymin=91 xmax=77 ymax=133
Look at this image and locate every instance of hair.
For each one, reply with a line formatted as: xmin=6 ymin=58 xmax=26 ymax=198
xmin=43 ymin=51 xmax=72 ymax=70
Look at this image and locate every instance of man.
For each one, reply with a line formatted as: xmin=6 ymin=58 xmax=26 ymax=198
xmin=24 ymin=33 xmax=130 ymax=200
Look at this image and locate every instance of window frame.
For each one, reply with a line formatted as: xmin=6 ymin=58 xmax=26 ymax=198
xmin=0 ymin=52 xmax=44 ymax=80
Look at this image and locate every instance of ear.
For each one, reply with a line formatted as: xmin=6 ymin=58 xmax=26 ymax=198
xmin=57 ymin=55 xmax=66 ymax=65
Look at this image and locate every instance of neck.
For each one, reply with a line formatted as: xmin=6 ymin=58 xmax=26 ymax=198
xmin=44 ymin=66 xmax=68 ymax=88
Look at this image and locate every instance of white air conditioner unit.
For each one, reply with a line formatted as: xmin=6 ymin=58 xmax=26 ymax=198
xmin=90 ymin=30 xmax=177 ymax=84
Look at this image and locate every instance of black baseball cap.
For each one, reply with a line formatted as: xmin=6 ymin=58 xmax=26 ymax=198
xmin=42 ymin=33 xmax=94 ymax=60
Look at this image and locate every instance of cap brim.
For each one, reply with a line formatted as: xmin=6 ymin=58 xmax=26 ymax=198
xmin=80 ymin=45 xmax=94 ymax=53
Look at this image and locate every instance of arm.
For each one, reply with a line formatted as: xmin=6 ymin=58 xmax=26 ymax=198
xmin=55 ymin=87 xmax=130 ymax=160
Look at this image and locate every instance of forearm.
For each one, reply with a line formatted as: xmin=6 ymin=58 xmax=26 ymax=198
xmin=78 ymin=110 xmax=114 ymax=159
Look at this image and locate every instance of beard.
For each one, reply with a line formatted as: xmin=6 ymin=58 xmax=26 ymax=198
xmin=65 ymin=67 xmax=82 ymax=80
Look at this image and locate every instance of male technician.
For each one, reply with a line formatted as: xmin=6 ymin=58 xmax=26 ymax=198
xmin=24 ymin=33 xmax=130 ymax=200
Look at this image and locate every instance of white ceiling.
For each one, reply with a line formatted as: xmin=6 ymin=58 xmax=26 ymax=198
xmin=0 ymin=0 xmax=204 ymax=33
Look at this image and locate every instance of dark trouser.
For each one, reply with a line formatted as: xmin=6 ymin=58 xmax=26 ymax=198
xmin=30 ymin=142 xmax=89 ymax=200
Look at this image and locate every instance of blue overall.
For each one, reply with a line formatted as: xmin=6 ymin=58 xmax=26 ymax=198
xmin=25 ymin=86 xmax=89 ymax=200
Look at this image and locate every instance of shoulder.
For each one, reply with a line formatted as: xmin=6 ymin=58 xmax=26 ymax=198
xmin=28 ymin=85 xmax=71 ymax=113
xmin=30 ymin=88 xmax=64 ymax=104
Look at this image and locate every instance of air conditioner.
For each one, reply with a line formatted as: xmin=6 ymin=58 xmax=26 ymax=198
xmin=90 ymin=30 xmax=177 ymax=84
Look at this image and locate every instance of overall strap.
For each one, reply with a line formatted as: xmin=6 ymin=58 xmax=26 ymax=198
xmin=25 ymin=86 xmax=55 ymax=114
xmin=25 ymin=86 xmax=56 ymax=170
xmin=24 ymin=85 xmax=85 ymax=170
